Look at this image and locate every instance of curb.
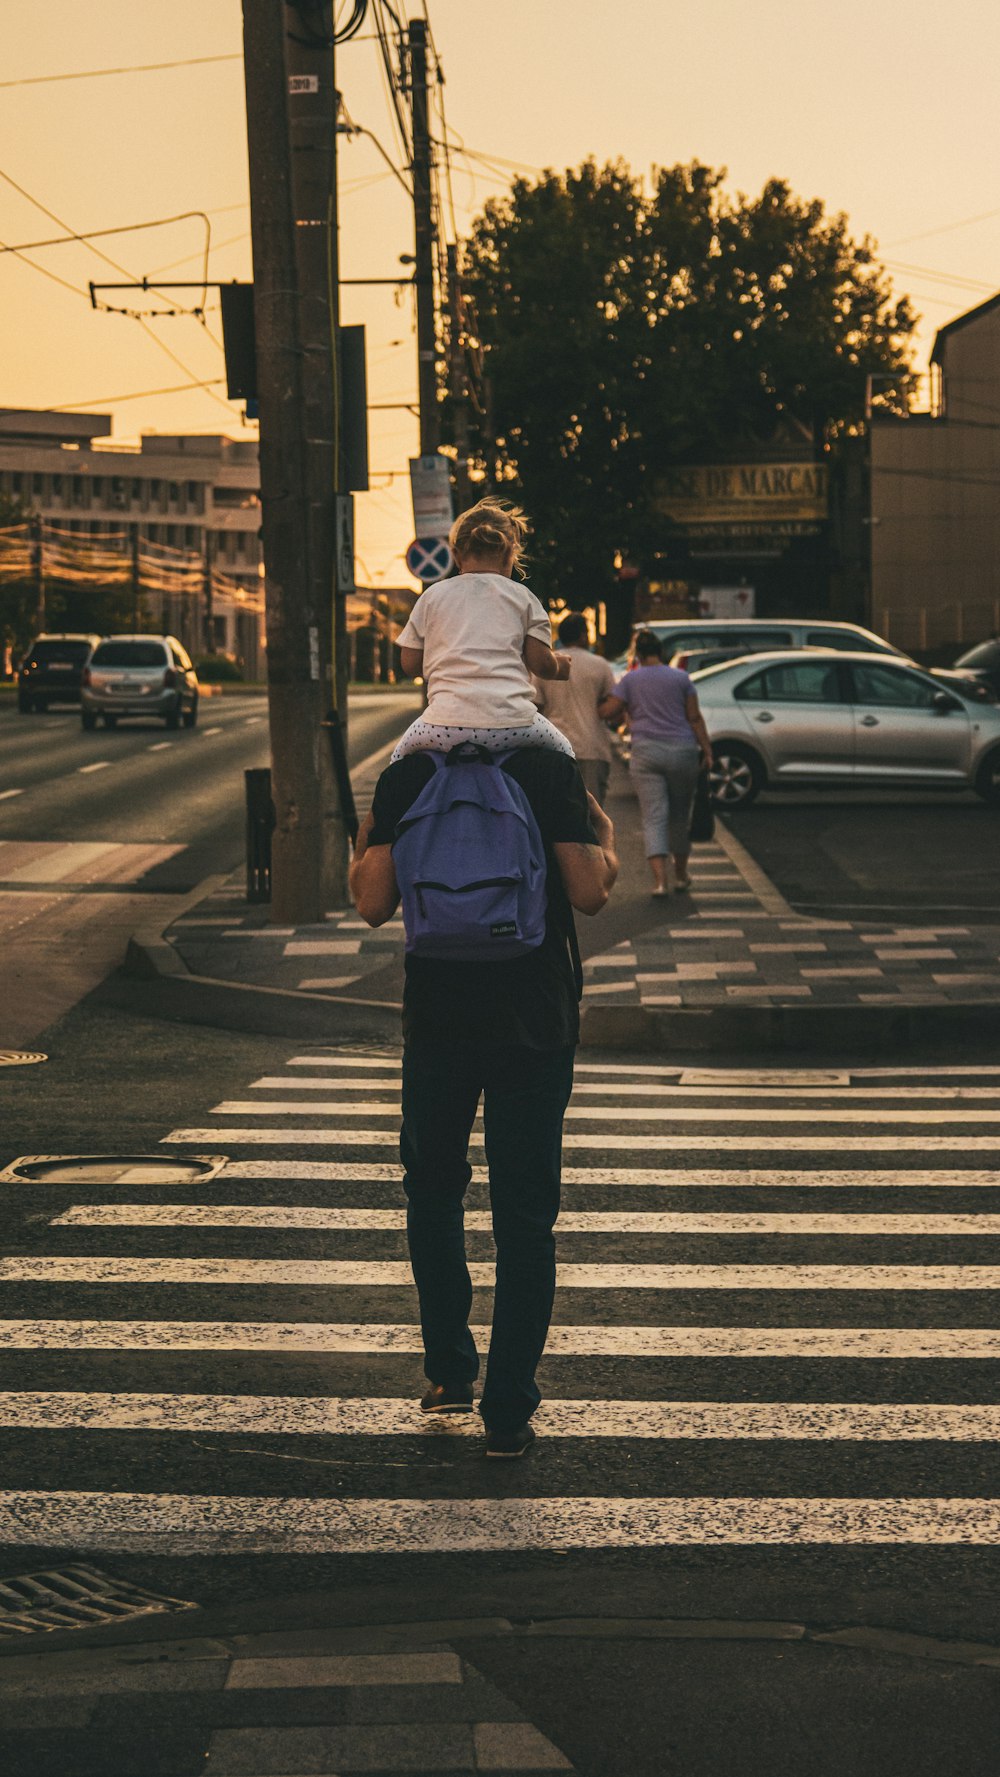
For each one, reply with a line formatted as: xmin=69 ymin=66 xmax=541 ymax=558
xmin=579 ymin=997 xmax=1000 ymax=1053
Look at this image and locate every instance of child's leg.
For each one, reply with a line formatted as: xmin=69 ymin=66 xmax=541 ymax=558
xmin=390 ymin=720 xmax=483 ymax=763
xmin=390 ymin=715 xmax=575 ymax=764
xmin=489 ymin=714 xmax=575 ymax=756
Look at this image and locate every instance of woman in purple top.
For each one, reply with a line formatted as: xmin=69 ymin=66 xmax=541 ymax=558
xmin=602 ymin=630 xmax=714 ymax=895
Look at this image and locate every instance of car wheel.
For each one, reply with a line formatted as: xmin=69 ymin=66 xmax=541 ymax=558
xmin=974 ymin=749 xmax=1000 ymax=807
xmin=81 ymin=711 xmax=97 ymax=731
xmin=103 ymin=714 xmax=118 ymax=730
xmin=182 ymin=698 xmax=198 ymax=729
xmin=709 ymin=742 xmax=765 ymax=808
xmin=165 ymin=702 xmax=181 ymax=730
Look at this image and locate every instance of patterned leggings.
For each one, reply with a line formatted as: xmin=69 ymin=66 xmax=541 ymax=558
xmin=391 ymin=712 xmax=575 ymax=763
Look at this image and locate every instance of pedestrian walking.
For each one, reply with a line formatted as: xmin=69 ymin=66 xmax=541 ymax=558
xmin=350 ymin=744 xmax=618 ymax=1459
xmin=533 ymin=611 xmax=617 ymax=806
xmin=602 ymin=628 xmax=714 ymax=895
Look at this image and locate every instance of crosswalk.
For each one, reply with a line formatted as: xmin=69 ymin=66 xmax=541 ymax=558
xmin=5 ymin=1051 xmax=1000 ymax=1557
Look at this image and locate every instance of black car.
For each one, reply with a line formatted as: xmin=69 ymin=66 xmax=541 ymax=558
xmin=17 ymin=633 xmax=103 ymax=712
xmin=952 ymin=638 xmax=1000 ymax=700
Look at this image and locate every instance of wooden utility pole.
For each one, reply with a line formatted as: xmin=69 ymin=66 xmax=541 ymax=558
xmin=407 ymin=17 xmax=439 ymax=454
xmin=242 ymin=1 xmax=347 ymax=921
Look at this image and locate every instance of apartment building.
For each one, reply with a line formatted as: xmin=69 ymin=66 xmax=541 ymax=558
xmin=0 ymin=409 xmax=264 ymax=668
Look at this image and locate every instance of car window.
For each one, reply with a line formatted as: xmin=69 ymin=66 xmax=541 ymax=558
xmin=731 ymin=629 xmax=793 ymax=648
xmin=735 ymin=660 xmax=843 ymax=703
xmin=851 ymin=663 xmax=942 ymax=709
xmin=28 ymin=641 xmax=93 ymax=664
xmin=91 ymin=641 xmax=168 ymax=668
xmin=956 ymin=640 xmax=1000 ymax=668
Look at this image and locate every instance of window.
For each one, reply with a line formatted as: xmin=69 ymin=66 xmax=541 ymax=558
xmin=807 ymin=628 xmax=884 ymax=653
xmin=186 ymin=480 xmax=199 ymax=503
xmin=11 ymin=472 xmax=22 ymax=494
xmin=91 ymin=477 xmax=103 ymax=499
xmin=131 ymin=479 xmax=143 ymax=501
xmin=185 ymin=526 xmax=199 ymax=548
xmin=32 ymin=474 xmax=44 ymax=496
xmin=51 ymin=474 xmax=62 ymax=495
xmin=91 ymin=641 xmax=168 ymax=668
xmin=169 ymin=482 xmax=180 ymax=503
xmin=956 ymin=640 xmax=1000 ymax=669
xmin=735 ymin=660 xmax=843 ymax=703
xmin=850 ymin=663 xmax=942 ymax=709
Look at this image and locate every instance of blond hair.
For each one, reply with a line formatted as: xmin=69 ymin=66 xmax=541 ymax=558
xmin=449 ymin=498 xmax=529 ymax=574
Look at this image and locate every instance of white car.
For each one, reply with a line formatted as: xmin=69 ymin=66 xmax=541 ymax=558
xmin=693 ymin=650 xmax=1000 ymax=807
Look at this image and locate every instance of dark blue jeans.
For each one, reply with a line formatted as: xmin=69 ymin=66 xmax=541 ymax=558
xmin=400 ymin=1040 xmax=575 ymax=1433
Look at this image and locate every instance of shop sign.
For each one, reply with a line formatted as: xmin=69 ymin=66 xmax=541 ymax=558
xmin=657 ymin=462 xmax=828 ymax=526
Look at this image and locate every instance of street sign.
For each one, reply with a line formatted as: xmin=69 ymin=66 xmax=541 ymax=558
xmin=409 ymin=454 xmax=453 ymax=537
xmin=406 ymin=535 xmax=453 ymax=583
xmin=335 ymin=493 xmax=355 ymax=594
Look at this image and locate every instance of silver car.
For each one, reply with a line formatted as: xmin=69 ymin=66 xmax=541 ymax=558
xmin=81 ymin=635 xmax=199 ymax=731
xmin=694 ymin=650 xmax=1000 ymax=807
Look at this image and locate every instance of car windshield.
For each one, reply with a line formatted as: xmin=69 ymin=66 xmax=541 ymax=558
xmin=90 ymin=642 xmax=167 ymax=668
xmin=956 ymin=640 xmax=1000 ymax=668
xmin=30 ymin=641 xmax=92 ymax=663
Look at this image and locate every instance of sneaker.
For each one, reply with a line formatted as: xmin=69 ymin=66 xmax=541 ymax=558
xmin=420 ymin=1383 xmax=474 ymax=1415
xmin=485 ymin=1423 xmax=536 ymax=1459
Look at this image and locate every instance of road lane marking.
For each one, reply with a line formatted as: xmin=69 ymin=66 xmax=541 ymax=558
xmin=243 ymin=716 xmax=264 ymax=725
xmin=3 ymin=1493 xmax=1000 ymax=1551
xmin=208 ymin=1101 xmax=1000 ymax=1124
xmin=245 ymin=1077 xmax=1000 ymax=1102
xmin=0 ymin=789 xmax=24 ymax=801
xmin=5 ymin=1392 xmax=1000 ymax=1442
xmin=201 ymin=726 xmax=223 ymax=736
xmin=285 ymin=1057 xmax=1000 ymax=1081
xmin=163 ymin=1128 xmax=1000 ymax=1151
xmin=2 ymin=840 xmax=118 ymax=881
xmin=8 ymin=1257 xmax=1000 ymax=1288
xmin=5 ymin=1321 xmax=1000 ymax=1357
xmin=77 ymin=761 xmax=111 ymax=774
xmin=50 ymin=1204 xmax=1000 ymax=1236
xmin=147 ymin=741 xmax=172 ymax=751
xmin=216 ymin=1161 xmax=1000 ymax=1188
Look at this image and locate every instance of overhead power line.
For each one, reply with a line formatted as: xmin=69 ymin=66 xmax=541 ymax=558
xmin=53 ymin=379 xmax=228 ymax=409
xmin=0 ymin=53 xmax=244 ymax=89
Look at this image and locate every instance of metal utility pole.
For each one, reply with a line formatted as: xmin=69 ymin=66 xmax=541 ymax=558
xmin=242 ymin=0 xmax=347 ymax=921
xmin=407 ymin=17 xmax=439 ymax=454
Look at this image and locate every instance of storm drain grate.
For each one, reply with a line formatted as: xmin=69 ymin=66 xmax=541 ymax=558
xmin=0 ymin=1564 xmax=197 ymax=1638
xmin=0 ymin=1050 xmax=47 ymax=1068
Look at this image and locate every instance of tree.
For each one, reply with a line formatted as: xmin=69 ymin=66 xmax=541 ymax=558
xmin=459 ymin=159 xmax=916 ymax=622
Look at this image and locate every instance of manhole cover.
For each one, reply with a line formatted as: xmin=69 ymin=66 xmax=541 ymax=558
xmin=0 ymin=1153 xmax=227 ymax=1185
xmin=0 ymin=1050 xmax=47 ymax=1068
xmin=0 ymin=1564 xmax=196 ymax=1638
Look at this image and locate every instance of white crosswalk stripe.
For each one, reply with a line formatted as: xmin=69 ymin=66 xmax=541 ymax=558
xmin=9 ymin=1046 xmax=1000 ymax=1559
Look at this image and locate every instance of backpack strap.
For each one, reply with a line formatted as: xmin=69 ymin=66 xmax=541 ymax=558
xmin=567 ymin=911 xmax=584 ymax=999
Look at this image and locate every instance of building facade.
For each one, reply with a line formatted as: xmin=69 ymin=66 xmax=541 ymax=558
xmin=869 ymin=294 xmax=1000 ymax=657
xmin=0 ymin=410 xmax=264 ymax=672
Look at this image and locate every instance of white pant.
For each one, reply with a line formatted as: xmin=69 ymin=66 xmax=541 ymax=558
xmin=391 ymin=713 xmax=575 ymax=764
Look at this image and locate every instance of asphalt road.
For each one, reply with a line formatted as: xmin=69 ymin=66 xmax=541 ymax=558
xmin=0 ymin=689 xmax=420 ymax=1043
xmin=723 ymin=788 xmax=1000 ymax=924
xmin=4 ymin=1008 xmax=1000 ymax=1772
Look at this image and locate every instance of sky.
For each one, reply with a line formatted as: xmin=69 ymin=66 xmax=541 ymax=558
xmin=2 ymin=0 xmax=999 ymax=588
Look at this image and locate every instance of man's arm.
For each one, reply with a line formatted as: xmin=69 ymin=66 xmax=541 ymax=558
xmin=399 ymin=645 xmax=423 ymax=679
xmin=554 ymin=795 xmax=618 ymax=915
xmin=349 ymin=809 xmax=400 ymax=927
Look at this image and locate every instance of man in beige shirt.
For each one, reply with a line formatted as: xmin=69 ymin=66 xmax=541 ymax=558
xmin=534 ymin=611 xmax=616 ymax=805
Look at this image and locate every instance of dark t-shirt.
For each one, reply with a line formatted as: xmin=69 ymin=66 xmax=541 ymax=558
xmin=369 ymin=750 xmax=597 ymax=1049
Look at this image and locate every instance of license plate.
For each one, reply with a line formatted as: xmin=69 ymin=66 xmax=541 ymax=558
xmin=48 ymin=663 xmax=74 ymax=672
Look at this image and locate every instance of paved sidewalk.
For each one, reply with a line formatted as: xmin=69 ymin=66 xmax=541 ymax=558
xmin=164 ymin=763 xmax=1000 ymax=1021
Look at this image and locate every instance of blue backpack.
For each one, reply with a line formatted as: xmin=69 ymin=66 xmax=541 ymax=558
xmin=392 ymin=746 xmax=548 ymax=962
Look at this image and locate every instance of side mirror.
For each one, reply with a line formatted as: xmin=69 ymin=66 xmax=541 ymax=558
xmin=932 ymin=690 xmax=958 ymax=714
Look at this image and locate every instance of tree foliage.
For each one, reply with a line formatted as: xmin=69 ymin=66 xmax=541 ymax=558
xmin=459 ymin=159 xmax=916 ymax=606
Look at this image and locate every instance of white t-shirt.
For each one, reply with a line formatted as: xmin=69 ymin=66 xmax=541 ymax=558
xmin=397 ymin=573 xmax=552 ymax=727
xmin=534 ymin=648 xmax=616 ymax=761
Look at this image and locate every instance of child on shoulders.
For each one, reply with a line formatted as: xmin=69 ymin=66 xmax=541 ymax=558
xmin=391 ymin=499 xmax=574 ymax=762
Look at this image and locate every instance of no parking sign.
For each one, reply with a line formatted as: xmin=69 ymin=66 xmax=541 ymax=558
xmin=406 ymin=535 xmax=454 ymax=583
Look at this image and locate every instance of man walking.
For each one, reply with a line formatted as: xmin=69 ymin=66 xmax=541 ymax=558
xmin=350 ymin=748 xmax=618 ymax=1456
xmin=533 ymin=611 xmax=617 ymax=805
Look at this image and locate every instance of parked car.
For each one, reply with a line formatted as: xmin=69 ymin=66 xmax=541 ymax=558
xmin=17 ymin=633 xmax=102 ymax=711
xmin=80 ymin=635 xmax=199 ymax=730
xmin=691 ymin=649 xmax=1000 ymax=807
xmin=951 ymin=637 xmax=1000 ymax=700
xmin=621 ymin=618 xmax=991 ymax=699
